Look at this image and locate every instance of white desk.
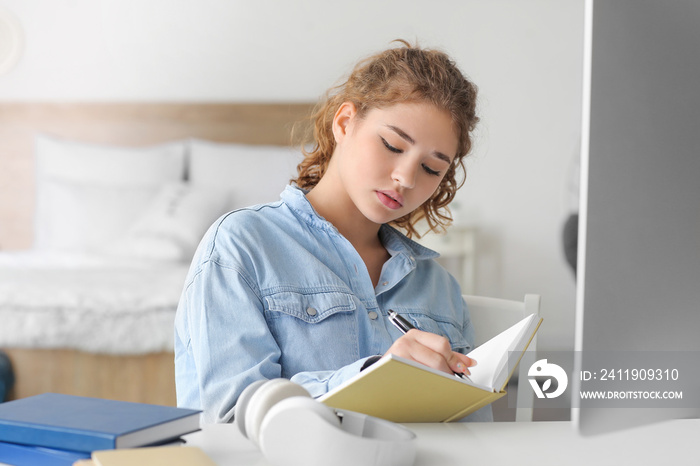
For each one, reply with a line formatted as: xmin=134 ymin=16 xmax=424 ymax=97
xmin=185 ymin=419 xmax=699 ymax=466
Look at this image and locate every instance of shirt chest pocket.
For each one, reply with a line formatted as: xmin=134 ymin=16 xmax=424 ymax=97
xmin=263 ymin=290 xmax=360 ymax=371
xmin=264 ymin=290 xmax=357 ymax=323
xmin=265 ymin=291 xmax=359 ymax=377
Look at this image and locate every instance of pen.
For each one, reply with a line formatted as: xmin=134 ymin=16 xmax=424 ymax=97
xmin=387 ymin=309 xmax=469 ymax=380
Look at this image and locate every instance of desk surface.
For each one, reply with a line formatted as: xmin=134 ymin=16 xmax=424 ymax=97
xmin=185 ymin=418 xmax=699 ymax=466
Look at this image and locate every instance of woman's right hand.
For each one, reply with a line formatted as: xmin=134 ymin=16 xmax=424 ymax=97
xmin=384 ymin=329 xmax=475 ymax=376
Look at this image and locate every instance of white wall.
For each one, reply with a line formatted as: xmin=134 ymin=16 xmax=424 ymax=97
xmin=0 ymin=0 xmax=584 ymax=350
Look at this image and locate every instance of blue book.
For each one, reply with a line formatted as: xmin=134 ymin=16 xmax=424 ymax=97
xmin=0 ymin=393 xmax=200 ymax=453
xmin=0 ymin=441 xmax=90 ymax=466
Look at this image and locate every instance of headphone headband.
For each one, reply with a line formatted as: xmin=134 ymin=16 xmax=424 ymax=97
xmin=235 ymin=379 xmax=416 ymax=466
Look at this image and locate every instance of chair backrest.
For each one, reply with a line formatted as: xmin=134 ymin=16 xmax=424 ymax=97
xmin=463 ymin=294 xmax=541 ymax=422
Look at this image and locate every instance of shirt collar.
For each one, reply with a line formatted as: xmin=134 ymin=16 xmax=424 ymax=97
xmin=281 ymin=185 xmax=338 ymax=234
xmin=379 ymin=224 xmax=439 ymax=261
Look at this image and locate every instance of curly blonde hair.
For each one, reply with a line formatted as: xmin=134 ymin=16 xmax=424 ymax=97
xmin=293 ymin=40 xmax=479 ymax=237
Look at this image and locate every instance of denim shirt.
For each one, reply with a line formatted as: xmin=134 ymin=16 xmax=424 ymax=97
xmin=174 ymin=185 xmax=477 ymax=423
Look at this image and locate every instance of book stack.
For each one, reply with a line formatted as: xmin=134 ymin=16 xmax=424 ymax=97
xmin=0 ymin=393 xmax=203 ymax=466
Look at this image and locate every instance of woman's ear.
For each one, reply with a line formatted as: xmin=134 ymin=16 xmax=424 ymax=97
xmin=332 ymin=102 xmax=357 ymax=143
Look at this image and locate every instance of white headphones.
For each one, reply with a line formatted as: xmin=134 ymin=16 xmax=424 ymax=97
xmin=235 ymin=378 xmax=417 ymax=466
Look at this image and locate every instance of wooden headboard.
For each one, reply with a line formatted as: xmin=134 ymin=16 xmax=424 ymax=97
xmin=0 ymin=102 xmax=314 ymax=250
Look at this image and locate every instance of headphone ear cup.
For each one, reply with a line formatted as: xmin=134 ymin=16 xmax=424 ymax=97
xmin=235 ymin=379 xmax=267 ymax=439
xmin=243 ymin=379 xmax=311 ymax=446
xmin=258 ymin=397 xmax=342 ymax=466
xmin=261 ymin=396 xmax=341 ymax=436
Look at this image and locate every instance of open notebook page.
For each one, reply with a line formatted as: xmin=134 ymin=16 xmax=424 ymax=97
xmin=465 ymin=314 xmax=537 ymax=390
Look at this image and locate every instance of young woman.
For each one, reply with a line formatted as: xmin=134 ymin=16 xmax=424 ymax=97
xmin=174 ymin=41 xmax=487 ymax=423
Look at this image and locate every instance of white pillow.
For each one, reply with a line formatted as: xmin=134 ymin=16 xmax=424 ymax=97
xmin=34 ymin=135 xmax=188 ymax=251
xmin=109 ymin=182 xmax=230 ymax=262
xmin=40 ymin=180 xmax=159 ymax=253
xmin=188 ymin=139 xmax=302 ymax=210
xmin=35 ymin=134 xmax=187 ymax=185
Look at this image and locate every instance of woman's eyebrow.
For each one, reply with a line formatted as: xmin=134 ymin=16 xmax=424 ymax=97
xmin=386 ymin=124 xmax=453 ymax=164
xmin=386 ymin=124 xmax=415 ymax=144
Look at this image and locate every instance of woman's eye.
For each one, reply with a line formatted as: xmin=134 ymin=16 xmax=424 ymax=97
xmin=422 ymin=164 xmax=441 ymax=176
xmin=381 ymin=137 xmax=402 ymax=153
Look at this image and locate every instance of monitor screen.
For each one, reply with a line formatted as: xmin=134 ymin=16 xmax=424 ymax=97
xmin=573 ymin=0 xmax=700 ymax=435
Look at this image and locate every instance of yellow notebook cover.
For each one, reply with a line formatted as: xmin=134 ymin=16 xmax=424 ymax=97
xmin=88 ymin=446 xmax=215 ymax=466
xmin=320 ymin=314 xmax=542 ymax=423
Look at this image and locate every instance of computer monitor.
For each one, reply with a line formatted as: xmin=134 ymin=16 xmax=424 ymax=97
xmin=573 ymin=0 xmax=700 ymax=435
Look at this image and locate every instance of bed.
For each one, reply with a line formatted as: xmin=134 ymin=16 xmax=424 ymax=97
xmin=0 ymin=102 xmax=313 ymax=405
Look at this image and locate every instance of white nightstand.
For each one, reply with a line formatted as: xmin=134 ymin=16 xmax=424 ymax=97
xmin=415 ymin=225 xmax=476 ymax=295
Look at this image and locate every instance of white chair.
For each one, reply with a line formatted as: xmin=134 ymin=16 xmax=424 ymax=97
xmin=463 ymin=294 xmax=541 ymax=422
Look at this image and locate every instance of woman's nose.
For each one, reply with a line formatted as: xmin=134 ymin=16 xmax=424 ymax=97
xmin=391 ymin=160 xmax=417 ymax=189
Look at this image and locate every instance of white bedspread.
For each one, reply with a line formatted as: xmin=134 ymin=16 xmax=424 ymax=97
xmin=0 ymin=252 xmax=188 ymax=354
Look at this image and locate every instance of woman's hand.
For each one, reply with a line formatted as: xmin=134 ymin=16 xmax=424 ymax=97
xmin=384 ymin=329 xmax=476 ymax=376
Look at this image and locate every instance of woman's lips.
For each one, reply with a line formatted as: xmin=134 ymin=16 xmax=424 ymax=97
xmin=376 ymin=190 xmax=404 ymax=210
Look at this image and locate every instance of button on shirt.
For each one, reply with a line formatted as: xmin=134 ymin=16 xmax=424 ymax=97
xmin=174 ymin=185 xmax=475 ymax=423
